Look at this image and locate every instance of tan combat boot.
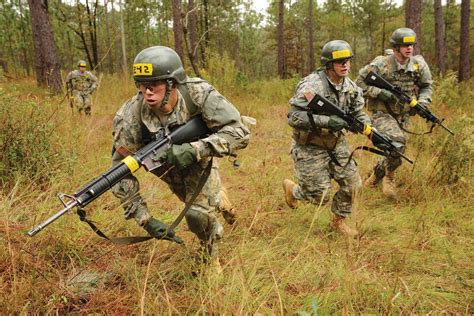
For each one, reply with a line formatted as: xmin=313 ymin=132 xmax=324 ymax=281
xmin=332 ymin=214 xmax=359 ymax=238
xmin=364 ymin=169 xmax=383 ymax=187
xmin=219 ymin=189 xmax=236 ymax=225
xmin=382 ymin=170 xmax=397 ymax=200
xmin=282 ymin=179 xmax=298 ymax=209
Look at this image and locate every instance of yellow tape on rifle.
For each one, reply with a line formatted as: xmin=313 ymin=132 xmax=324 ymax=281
xmin=362 ymin=124 xmax=373 ymax=136
xmin=410 ymin=99 xmax=418 ymax=107
xmin=122 ymin=156 xmax=140 ymax=173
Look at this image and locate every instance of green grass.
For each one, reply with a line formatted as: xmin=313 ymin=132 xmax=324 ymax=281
xmin=0 ymin=75 xmax=472 ymax=314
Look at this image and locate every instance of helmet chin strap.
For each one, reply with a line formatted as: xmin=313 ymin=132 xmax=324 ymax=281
xmin=155 ymin=79 xmax=174 ymax=112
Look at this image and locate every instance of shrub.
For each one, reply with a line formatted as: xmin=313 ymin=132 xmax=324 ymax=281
xmin=0 ymin=87 xmax=63 ymax=188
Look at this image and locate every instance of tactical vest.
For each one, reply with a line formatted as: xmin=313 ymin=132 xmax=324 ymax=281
xmin=368 ymin=55 xmax=420 ymax=115
xmin=70 ymin=71 xmax=95 ymax=91
xmin=293 ymin=70 xmax=358 ymax=149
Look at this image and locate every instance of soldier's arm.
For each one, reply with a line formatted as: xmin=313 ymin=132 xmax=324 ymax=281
xmin=89 ymin=73 xmax=98 ymax=93
xmin=110 ymin=100 xmax=145 ymax=213
xmin=356 ymin=58 xmax=385 ymax=99
xmin=415 ymin=56 xmax=433 ymax=106
xmin=287 ymin=101 xmax=330 ymax=129
xmin=351 ymin=86 xmax=371 ymax=125
xmin=190 ymin=89 xmax=250 ymax=160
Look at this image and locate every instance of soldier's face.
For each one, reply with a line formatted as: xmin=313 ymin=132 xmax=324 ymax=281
xmin=79 ymin=66 xmax=86 ymax=73
xmin=139 ymin=81 xmax=166 ymax=106
xmin=139 ymin=81 xmax=176 ymax=113
xmin=333 ymin=59 xmax=351 ymax=77
xmin=399 ymin=44 xmax=413 ymax=58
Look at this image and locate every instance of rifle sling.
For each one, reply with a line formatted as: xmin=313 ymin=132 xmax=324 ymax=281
xmin=76 ymin=158 xmax=213 ymax=246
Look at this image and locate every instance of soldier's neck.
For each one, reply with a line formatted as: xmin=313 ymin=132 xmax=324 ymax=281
xmin=394 ymin=52 xmax=409 ymax=65
xmin=326 ymin=70 xmax=344 ymax=85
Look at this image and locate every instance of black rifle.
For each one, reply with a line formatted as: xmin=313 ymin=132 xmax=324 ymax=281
xmin=28 ymin=115 xmax=211 ymax=237
xmin=364 ymin=71 xmax=454 ymax=135
xmin=306 ymin=93 xmax=413 ymax=164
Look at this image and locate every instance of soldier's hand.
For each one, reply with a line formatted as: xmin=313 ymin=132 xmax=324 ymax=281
xmin=156 ymin=143 xmax=197 ymax=170
xmin=327 ymin=115 xmax=348 ymax=132
xmin=143 ymin=217 xmax=183 ymax=244
xmin=378 ymin=89 xmax=397 ymax=103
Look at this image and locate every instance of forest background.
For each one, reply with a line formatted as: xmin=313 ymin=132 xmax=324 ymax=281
xmin=0 ymin=0 xmax=473 ymax=314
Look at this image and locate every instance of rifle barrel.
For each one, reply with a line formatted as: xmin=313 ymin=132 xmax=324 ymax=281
xmin=27 ymin=200 xmax=78 ymax=237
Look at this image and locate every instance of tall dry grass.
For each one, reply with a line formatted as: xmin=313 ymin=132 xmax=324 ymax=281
xmin=0 ymin=70 xmax=472 ymax=314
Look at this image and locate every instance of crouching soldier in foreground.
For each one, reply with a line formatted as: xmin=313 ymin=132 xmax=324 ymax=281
xmin=111 ymin=46 xmax=251 ymax=266
xmin=283 ymin=40 xmax=371 ymax=238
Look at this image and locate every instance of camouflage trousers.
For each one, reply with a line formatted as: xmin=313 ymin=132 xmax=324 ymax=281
xmin=370 ymin=111 xmax=408 ymax=178
xmin=72 ymin=91 xmax=92 ymax=115
xmin=112 ymin=158 xmax=223 ymax=243
xmin=290 ymin=138 xmax=362 ymax=217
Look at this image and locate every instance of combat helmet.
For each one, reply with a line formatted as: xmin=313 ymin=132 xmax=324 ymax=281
xmin=390 ymin=28 xmax=416 ymax=46
xmin=132 ymin=46 xmax=186 ymax=84
xmin=77 ymin=60 xmax=87 ymax=68
xmin=321 ymin=40 xmax=353 ymax=65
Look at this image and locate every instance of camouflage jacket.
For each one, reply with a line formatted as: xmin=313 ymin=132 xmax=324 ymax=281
xmin=112 ymin=77 xmax=250 ymax=162
xmin=356 ymin=54 xmax=433 ymax=114
xmin=288 ymin=70 xmax=370 ymax=143
xmin=66 ymin=70 xmax=98 ymax=94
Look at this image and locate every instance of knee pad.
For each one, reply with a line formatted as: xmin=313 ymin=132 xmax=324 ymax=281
xmin=185 ymin=209 xmax=222 ymax=241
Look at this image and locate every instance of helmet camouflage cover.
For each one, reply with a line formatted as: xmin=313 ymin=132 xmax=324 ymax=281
xmin=321 ymin=40 xmax=354 ymax=65
xmin=390 ymin=28 xmax=417 ymax=46
xmin=132 ymin=46 xmax=186 ymax=84
xmin=77 ymin=60 xmax=87 ymax=67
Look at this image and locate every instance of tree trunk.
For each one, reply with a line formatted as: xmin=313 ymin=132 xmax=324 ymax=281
xmin=188 ymin=0 xmax=199 ymax=65
xmin=201 ymin=0 xmax=210 ymax=67
xmin=119 ymin=0 xmax=127 ymax=75
xmin=405 ymin=0 xmax=422 ymax=55
xmin=434 ymin=0 xmax=446 ymax=76
xmin=458 ymin=0 xmax=470 ymax=81
xmin=172 ymin=0 xmax=185 ymax=64
xmin=27 ymin=0 xmax=62 ymax=94
xmin=104 ymin=0 xmax=114 ymax=73
xmin=306 ymin=0 xmax=314 ymax=75
xmin=183 ymin=0 xmax=200 ymax=77
xmin=277 ymin=0 xmax=285 ymax=79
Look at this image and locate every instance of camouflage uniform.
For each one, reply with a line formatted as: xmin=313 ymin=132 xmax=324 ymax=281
xmin=356 ymin=54 xmax=433 ymax=175
xmin=111 ymin=78 xmax=250 ymax=246
xmin=288 ymin=70 xmax=370 ymax=217
xmin=66 ymin=69 xmax=98 ymax=115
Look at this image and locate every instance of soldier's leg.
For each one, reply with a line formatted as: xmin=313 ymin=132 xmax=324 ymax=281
xmin=164 ymin=159 xmax=223 ymax=259
xmin=84 ymin=94 xmax=92 ymax=116
xmin=111 ymin=176 xmax=151 ymax=226
xmin=291 ymin=144 xmax=332 ymax=206
xmin=72 ymin=93 xmax=84 ymax=114
xmin=330 ymin=139 xmax=361 ymax=237
xmin=365 ymin=111 xmax=407 ymax=192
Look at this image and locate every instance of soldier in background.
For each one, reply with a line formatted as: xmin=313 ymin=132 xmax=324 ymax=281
xmin=282 ymin=40 xmax=371 ymax=238
xmin=356 ymin=28 xmax=433 ymax=200
xmin=66 ymin=60 xmax=97 ymax=115
xmin=111 ymin=46 xmax=251 ymax=267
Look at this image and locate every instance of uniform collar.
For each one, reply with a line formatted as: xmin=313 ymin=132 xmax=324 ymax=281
xmin=392 ymin=55 xmax=418 ymax=73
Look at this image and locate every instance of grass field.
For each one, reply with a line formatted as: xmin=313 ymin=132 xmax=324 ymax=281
xmin=0 ymin=73 xmax=473 ymax=314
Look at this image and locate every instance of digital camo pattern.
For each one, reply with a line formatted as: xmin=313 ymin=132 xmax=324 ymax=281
xmin=291 ymin=138 xmax=362 ymax=217
xmin=356 ymin=54 xmax=433 ymax=115
xmin=66 ymin=70 xmax=98 ymax=114
xmin=111 ymin=77 xmax=250 ymax=242
xmin=287 ymin=70 xmax=369 ymax=216
xmin=356 ymin=53 xmax=432 ymax=177
xmin=370 ymin=111 xmax=407 ymax=177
